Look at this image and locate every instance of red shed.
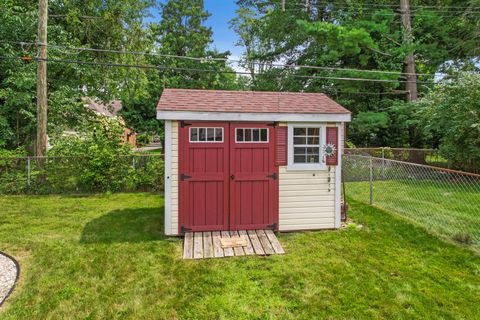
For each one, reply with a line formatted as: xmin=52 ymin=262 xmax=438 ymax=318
xmin=157 ymin=89 xmax=351 ymax=235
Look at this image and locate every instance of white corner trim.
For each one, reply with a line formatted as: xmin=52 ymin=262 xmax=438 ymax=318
xmin=157 ymin=110 xmax=351 ymax=123
xmin=164 ymin=120 xmax=173 ymax=236
xmin=286 ymin=123 xmax=327 ymax=171
xmin=334 ymin=122 xmax=343 ymax=228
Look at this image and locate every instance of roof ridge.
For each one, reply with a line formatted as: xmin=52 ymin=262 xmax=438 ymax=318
xmin=163 ymin=88 xmax=327 ymax=96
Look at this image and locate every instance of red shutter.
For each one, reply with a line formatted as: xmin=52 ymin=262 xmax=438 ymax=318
xmin=275 ymin=126 xmax=288 ymax=166
xmin=326 ymin=127 xmax=338 ymax=166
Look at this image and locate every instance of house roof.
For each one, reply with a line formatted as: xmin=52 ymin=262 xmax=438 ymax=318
xmin=83 ymin=98 xmax=122 ymax=117
xmin=156 ymin=89 xmax=350 ymax=114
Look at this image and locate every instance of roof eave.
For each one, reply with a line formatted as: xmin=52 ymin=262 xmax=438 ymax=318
xmin=156 ymin=110 xmax=351 ymax=122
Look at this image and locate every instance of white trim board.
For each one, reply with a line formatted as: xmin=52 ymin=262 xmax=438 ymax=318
xmin=164 ymin=120 xmax=173 ymax=235
xmin=334 ymin=122 xmax=343 ymax=229
xmin=157 ymin=111 xmax=351 ymax=122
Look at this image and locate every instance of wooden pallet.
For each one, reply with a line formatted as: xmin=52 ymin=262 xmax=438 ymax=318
xmin=183 ymin=230 xmax=285 ymax=259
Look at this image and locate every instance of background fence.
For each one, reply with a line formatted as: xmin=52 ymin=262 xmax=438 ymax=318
xmin=0 ymin=155 xmax=164 ymax=194
xmin=343 ymin=154 xmax=480 ymax=252
xmin=345 ymin=147 xmax=478 ymax=174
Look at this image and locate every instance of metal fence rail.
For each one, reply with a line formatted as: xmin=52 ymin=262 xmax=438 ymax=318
xmin=343 ymin=154 xmax=480 ymax=252
xmin=0 ymin=154 xmax=164 ymax=194
xmin=345 ymin=147 xmax=478 ymax=174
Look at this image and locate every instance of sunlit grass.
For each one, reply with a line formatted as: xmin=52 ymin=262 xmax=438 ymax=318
xmin=0 ymin=194 xmax=479 ymax=319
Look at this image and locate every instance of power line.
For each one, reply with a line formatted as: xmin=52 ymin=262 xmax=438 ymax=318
xmin=0 ymin=40 xmax=441 ymax=77
xmin=0 ymin=55 xmax=439 ymax=84
xmin=289 ymin=1 xmax=480 ymax=11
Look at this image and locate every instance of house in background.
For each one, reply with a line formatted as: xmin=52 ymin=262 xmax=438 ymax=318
xmin=157 ymin=89 xmax=351 ymax=236
xmin=83 ymin=98 xmax=137 ymax=147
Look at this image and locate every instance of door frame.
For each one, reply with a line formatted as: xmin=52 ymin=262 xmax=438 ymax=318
xmin=178 ymin=121 xmax=279 ymax=233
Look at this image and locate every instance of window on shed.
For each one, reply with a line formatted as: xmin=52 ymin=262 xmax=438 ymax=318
xmin=189 ymin=127 xmax=223 ymax=142
xmin=292 ymin=127 xmax=321 ymax=163
xmin=235 ymin=128 xmax=269 ymax=143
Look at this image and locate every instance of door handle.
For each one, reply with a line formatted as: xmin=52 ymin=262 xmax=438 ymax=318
xmin=230 ymin=174 xmax=235 ymax=180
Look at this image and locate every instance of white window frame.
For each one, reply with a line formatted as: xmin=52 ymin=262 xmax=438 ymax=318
xmin=235 ymin=128 xmax=269 ymax=143
xmin=287 ymin=123 xmax=327 ymax=170
xmin=189 ymin=127 xmax=224 ymax=143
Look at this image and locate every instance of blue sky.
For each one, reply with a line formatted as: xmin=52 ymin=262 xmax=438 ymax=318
xmin=149 ymin=1 xmax=242 ymax=57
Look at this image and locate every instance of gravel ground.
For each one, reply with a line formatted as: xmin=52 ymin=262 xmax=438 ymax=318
xmin=0 ymin=253 xmax=18 ymax=306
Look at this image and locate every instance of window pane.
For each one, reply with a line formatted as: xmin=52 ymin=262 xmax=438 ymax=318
xmin=294 ymin=147 xmax=307 ymax=155
xmin=307 ymin=137 xmax=319 ymax=144
xmin=294 ymin=155 xmax=306 ymax=163
xmin=198 ymin=128 xmax=206 ymax=141
xmin=207 ymin=128 xmax=215 ymax=141
xmin=307 ymin=147 xmax=320 ymax=155
xmin=260 ymin=129 xmax=268 ymax=141
xmin=236 ymin=128 xmax=243 ymax=142
xmin=190 ymin=128 xmax=198 ymax=141
xmin=244 ymin=129 xmax=252 ymax=141
xmin=294 ymin=128 xmax=306 ymax=136
xmin=215 ymin=128 xmax=223 ymax=141
xmin=253 ymin=129 xmax=260 ymax=141
xmin=293 ymin=137 xmax=306 ymax=145
xmin=307 ymin=128 xmax=320 ymax=136
xmin=307 ymin=154 xmax=320 ymax=163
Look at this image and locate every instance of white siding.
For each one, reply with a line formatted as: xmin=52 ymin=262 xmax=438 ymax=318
xmin=278 ymin=122 xmax=337 ymax=231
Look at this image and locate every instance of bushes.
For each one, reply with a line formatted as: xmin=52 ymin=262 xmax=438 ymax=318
xmin=0 ymin=119 xmax=164 ymax=194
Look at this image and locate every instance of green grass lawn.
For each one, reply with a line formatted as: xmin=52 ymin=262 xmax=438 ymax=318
xmin=346 ymin=180 xmax=480 ymax=252
xmin=0 ymin=193 xmax=479 ymax=319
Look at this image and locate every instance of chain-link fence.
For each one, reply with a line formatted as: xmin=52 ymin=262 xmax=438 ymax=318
xmin=0 ymin=154 xmax=164 ymax=195
xmin=343 ymin=154 xmax=480 ymax=252
xmin=345 ymin=147 xmax=478 ymax=174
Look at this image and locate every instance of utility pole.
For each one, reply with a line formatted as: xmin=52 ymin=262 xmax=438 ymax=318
xmin=36 ymin=0 xmax=48 ymax=158
xmin=400 ymin=0 xmax=418 ymax=101
xmin=281 ymin=0 xmax=286 ymax=11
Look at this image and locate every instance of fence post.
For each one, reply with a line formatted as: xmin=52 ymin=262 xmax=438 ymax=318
xmin=369 ymin=157 xmax=373 ymax=205
xmin=381 ymin=147 xmax=385 ymax=180
xmin=27 ymin=156 xmax=31 ymax=189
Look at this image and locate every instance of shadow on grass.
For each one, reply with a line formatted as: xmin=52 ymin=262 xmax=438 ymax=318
xmin=80 ymin=207 xmax=165 ymax=243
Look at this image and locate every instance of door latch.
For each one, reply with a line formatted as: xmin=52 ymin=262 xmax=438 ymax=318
xmin=230 ymin=174 xmax=235 ymax=180
xmin=181 ymin=173 xmax=192 ymax=181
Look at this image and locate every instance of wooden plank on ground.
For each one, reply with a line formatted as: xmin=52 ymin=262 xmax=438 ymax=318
xmin=221 ymin=231 xmax=234 ymax=257
xmin=247 ymin=230 xmax=265 ymax=255
xmin=203 ymin=232 xmax=214 ymax=258
xmin=264 ymin=229 xmax=285 ymax=254
xmin=212 ymin=231 xmax=224 ymax=258
xmin=238 ymin=230 xmax=255 ymax=255
xmin=229 ymin=231 xmax=245 ymax=256
xmin=193 ymin=232 xmax=204 ymax=259
xmin=183 ymin=232 xmax=194 ymax=259
xmin=256 ymin=230 xmax=275 ymax=255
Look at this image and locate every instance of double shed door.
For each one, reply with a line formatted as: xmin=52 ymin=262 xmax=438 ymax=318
xmin=179 ymin=121 xmax=278 ymax=233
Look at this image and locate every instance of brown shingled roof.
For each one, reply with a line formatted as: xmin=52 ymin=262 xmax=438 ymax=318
xmin=157 ymin=89 xmax=350 ymax=114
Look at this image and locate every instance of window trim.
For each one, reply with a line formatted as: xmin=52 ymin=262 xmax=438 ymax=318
xmin=189 ymin=127 xmax=224 ymax=143
xmin=287 ymin=123 xmax=327 ymax=170
xmin=235 ymin=127 xmax=269 ymax=143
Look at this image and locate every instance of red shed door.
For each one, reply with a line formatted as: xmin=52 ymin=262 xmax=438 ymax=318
xmin=229 ymin=123 xmax=278 ymax=230
xmin=179 ymin=122 xmax=229 ymax=232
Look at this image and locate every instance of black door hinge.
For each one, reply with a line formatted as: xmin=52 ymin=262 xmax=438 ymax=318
xmin=181 ymin=173 xmax=192 ymax=181
xmin=180 ymin=121 xmax=192 ymax=128
xmin=181 ymin=226 xmax=192 ymax=233
xmin=267 ymin=122 xmax=277 ymax=128
xmin=267 ymin=223 xmax=277 ymax=230
xmin=266 ymin=172 xmax=277 ymax=180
